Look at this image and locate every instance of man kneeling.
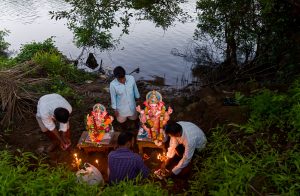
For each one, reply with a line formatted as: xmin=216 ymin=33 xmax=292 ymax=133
xmin=108 ymin=132 xmax=149 ymax=184
xmin=161 ymin=121 xmax=207 ymax=176
xmin=36 ymin=93 xmax=72 ymax=152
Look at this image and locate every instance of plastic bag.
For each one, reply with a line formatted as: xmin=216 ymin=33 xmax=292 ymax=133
xmin=76 ymin=163 xmax=104 ymax=186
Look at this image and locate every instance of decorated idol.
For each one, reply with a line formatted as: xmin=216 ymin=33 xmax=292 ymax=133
xmin=136 ymin=90 xmax=173 ymax=146
xmin=86 ymin=103 xmax=114 ymax=143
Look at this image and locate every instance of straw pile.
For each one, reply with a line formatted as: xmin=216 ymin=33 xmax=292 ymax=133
xmin=0 ymin=63 xmax=48 ymax=128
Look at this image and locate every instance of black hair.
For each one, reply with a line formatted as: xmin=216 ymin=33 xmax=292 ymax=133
xmin=54 ymin=107 xmax=70 ymax=123
xmin=113 ymin=66 xmax=126 ymax=78
xmin=118 ymin=131 xmax=134 ymax=146
xmin=164 ymin=121 xmax=182 ymax=136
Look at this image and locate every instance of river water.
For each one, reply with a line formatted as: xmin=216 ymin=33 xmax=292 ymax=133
xmin=0 ymin=0 xmax=199 ymax=86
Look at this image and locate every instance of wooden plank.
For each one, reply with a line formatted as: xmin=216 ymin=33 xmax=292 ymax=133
xmin=77 ymin=131 xmax=120 ymax=153
xmin=137 ymin=140 xmax=166 ymax=155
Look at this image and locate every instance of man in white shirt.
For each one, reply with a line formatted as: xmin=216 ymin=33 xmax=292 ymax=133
xmin=36 ymin=93 xmax=72 ymax=152
xmin=109 ymin=66 xmax=140 ymax=129
xmin=162 ymin=121 xmax=207 ymax=176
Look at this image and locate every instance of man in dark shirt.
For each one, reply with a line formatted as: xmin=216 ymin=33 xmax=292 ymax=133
xmin=108 ymin=132 xmax=149 ymax=183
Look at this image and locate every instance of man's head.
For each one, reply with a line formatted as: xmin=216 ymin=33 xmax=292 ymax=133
xmin=117 ymin=131 xmax=134 ymax=147
xmin=164 ymin=121 xmax=182 ymax=137
xmin=54 ymin=107 xmax=70 ymax=123
xmin=113 ymin=66 xmax=126 ymax=84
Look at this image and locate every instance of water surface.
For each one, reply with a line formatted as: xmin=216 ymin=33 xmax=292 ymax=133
xmin=0 ymin=0 xmax=198 ymax=86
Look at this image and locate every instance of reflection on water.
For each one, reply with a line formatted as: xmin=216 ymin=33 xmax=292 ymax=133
xmin=0 ymin=0 xmax=198 ymax=86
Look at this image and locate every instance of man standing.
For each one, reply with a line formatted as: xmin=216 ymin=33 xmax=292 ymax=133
xmin=36 ymin=93 xmax=72 ymax=152
xmin=109 ymin=66 xmax=140 ymax=127
xmin=162 ymin=121 xmax=207 ymax=176
xmin=108 ymin=132 xmax=149 ymax=184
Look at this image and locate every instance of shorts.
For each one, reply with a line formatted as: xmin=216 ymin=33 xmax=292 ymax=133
xmin=36 ymin=115 xmax=69 ymax=132
xmin=116 ymin=112 xmax=138 ymax=123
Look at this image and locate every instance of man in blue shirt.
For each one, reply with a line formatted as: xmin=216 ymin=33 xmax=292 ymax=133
xmin=108 ymin=132 xmax=149 ymax=183
xmin=109 ymin=66 xmax=140 ymax=126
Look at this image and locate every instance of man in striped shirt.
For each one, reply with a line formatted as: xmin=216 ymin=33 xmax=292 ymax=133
xmin=108 ymin=132 xmax=149 ymax=183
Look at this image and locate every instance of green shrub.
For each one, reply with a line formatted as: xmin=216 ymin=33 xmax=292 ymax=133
xmin=0 ymin=56 xmax=17 ymax=70
xmin=15 ymin=38 xmax=57 ymax=62
xmin=190 ymin=79 xmax=300 ymax=195
xmin=189 ymin=128 xmax=300 ymax=195
xmin=32 ymin=50 xmax=94 ymax=83
xmin=189 ymin=128 xmax=257 ymax=195
xmin=0 ymin=29 xmax=10 ymax=55
xmin=247 ymin=89 xmax=288 ymax=132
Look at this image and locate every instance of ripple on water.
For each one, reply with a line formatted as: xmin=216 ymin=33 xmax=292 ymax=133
xmin=0 ymin=0 xmax=70 ymax=24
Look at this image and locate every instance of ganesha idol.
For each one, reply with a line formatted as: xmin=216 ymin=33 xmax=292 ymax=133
xmin=86 ymin=103 xmax=114 ymax=143
xmin=136 ymin=90 xmax=173 ymax=146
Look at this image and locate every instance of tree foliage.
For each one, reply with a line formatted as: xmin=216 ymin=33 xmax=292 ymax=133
xmin=50 ymin=0 xmax=190 ymax=49
xmin=0 ymin=29 xmax=10 ymax=56
xmin=195 ymin=0 xmax=299 ymax=72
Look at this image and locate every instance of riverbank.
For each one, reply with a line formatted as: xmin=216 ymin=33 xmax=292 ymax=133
xmin=0 ymin=38 xmax=299 ymax=194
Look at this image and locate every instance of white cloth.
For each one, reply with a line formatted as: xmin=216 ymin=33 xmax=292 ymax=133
xmin=36 ymin=94 xmax=72 ymax=132
xmin=109 ymin=75 xmax=140 ymax=117
xmin=76 ymin=163 xmax=104 ymax=186
xmin=166 ymin=121 xmax=207 ymax=175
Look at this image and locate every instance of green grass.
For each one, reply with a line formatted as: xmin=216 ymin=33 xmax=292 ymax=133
xmin=0 ymin=150 xmax=167 ymax=195
xmin=189 ymin=79 xmax=300 ymax=195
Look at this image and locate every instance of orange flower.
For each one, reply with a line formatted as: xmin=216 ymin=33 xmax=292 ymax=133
xmin=104 ymin=118 xmax=112 ymax=125
xmin=86 ymin=115 xmax=94 ymax=126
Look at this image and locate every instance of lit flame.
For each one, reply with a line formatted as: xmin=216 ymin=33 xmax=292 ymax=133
xmin=73 ymin=153 xmax=81 ymax=170
xmin=95 ymin=159 xmax=99 ymax=165
xmin=157 ymin=152 xmax=167 ymax=162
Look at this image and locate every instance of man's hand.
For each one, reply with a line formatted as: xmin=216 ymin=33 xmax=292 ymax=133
xmin=60 ymin=131 xmax=71 ymax=150
xmin=160 ymin=158 xmax=170 ymax=170
xmin=62 ymin=131 xmax=71 ymax=146
xmin=161 ymin=162 xmax=166 ymax=170
xmin=59 ymin=140 xmax=68 ymax=150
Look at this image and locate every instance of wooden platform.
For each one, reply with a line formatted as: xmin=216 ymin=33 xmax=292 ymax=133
xmin=78 ymin=131 xmax=166 ymax=154
xmin=77 ymin=131 xmax=120 ymax=153
xmin=136 ymin=140 xmax=166 ymax=155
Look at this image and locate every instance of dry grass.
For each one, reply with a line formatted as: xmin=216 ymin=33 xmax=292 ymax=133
xmin=0 ymin=62 xmax=48 ymax=128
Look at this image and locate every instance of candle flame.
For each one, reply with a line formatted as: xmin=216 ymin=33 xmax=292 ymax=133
xmin=95 ymin=159 xmax=99 ymax=164
xmin=72 ymin=153 xmax=81 ymax=170
xmin=157 ymin=152 xmax=167 ymax=162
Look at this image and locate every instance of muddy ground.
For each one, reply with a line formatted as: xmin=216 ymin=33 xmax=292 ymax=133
xmin=0 ymin=76 xmax=251 ymax=193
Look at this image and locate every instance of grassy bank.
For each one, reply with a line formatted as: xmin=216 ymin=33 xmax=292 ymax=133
xmin=1 ymin=35 xmax=299 ymax=195
xmin=189 ymin=80 xmax=300 ymax=195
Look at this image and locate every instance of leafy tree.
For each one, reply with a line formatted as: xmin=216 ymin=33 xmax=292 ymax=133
xmin=133 ymin=0 xmax=190 ymax=30
xmin=195 ymin=0 xmax=260 ymax=67
xmin=0 ymin=29 xmax=10 ymax=56
xmin=50 ymin=0 xmax=189 ymax=49
xmin=50 ymin=0 xmax=133 ymax=50
xmin=195 ymin=0 xmax=299 ymax=73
